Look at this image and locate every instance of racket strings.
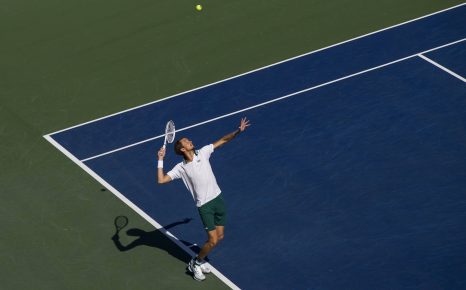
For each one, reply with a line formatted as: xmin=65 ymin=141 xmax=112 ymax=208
xmin=165 ymin=120 xmax=176 ymax=143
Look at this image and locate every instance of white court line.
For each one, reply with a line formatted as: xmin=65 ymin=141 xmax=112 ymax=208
xmin=46 ymin=2 xmax=466 ymax=137
xmin=42 ymin=135 xmax=241 ymax=290
xmin=418 ymin=54 xmax=466 ymax=82
xmin=81 ymin=38 xmax=466 ymax=162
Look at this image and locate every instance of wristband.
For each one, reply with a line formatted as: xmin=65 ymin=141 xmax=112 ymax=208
xmin=157 ymin=160 xmax=163 ymax=168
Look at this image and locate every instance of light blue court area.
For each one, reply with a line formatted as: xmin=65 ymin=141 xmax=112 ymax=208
xmin=46 ymin=5 xmax=466 ymax=290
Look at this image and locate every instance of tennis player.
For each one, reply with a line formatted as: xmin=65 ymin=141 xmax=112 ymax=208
xmin=156 ymin=117 xmax=250 ymax=281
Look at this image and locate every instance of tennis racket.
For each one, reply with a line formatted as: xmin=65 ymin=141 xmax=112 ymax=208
xmin=163 ymin=120 xmax=176 ymax=149
xmin=114 ymin=216 xmax=128 ymax=234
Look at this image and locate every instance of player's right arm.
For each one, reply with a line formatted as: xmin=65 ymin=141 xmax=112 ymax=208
xmin=157 ymin=147 xmax=173 ymax=184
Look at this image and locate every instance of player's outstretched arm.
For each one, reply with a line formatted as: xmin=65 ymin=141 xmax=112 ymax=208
xmin=157 ymin=147 xmax=172 ymax=184
xmin=213 ymin=117 xmax=251 ymax=150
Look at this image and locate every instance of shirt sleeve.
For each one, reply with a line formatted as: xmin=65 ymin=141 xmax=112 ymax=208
xmin=167 ymin=164 xmax=182 ymax=180
xmin=199 ymin=144 xmax=214 ymax=159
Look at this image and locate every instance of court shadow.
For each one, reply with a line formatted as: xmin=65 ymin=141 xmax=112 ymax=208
xmin=111 ymin=217 xmax=201 ymax=264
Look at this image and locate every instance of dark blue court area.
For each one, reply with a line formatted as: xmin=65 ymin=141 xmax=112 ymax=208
xmin=49 ymin=5 xmax=466 ymax=290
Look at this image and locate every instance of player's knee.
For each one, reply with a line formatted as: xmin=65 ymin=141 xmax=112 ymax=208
xmin=218 ymin=234 xmax=224 ymax=241
xmin=208 ymin=240 xmax=218 ymax=248
xmin=208 ymin=237 xmax=218 ymax=247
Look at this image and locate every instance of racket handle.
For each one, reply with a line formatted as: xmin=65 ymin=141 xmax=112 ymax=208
xmin=162 ymin=135 xmax=167 ymax=149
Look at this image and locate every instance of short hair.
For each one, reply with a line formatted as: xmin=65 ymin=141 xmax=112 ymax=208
xmin=174 ymin=138 xmax=184 ymax=156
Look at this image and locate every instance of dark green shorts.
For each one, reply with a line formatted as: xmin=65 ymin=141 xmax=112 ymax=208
xmin=198 ymin=194 xmax=226 ymax=232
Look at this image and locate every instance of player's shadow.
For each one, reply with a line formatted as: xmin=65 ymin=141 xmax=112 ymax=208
xmin=111 ymin=217 xmax=203 ymax=264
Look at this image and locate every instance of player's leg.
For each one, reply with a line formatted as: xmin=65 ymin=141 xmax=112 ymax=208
xmin=197 ymin=199 xmax=219 ymax=260
xmin=188 ymin=200 xmax=217 ymax=280
xmin=194 ymin=226 xmax=223 ymax=274
xmin=197 ymin=194 xmax=228 ymax=259
xmin=188 ymin=229 xmax=216 ymax=279
xmin=197 ymin=229 xmax=219 ymax=260
xmin=189 ymin=194 xmax=227 ymax=280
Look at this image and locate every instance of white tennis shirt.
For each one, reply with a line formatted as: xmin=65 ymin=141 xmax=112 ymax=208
xmin=167 ymin=144 xmax=221 ymax=207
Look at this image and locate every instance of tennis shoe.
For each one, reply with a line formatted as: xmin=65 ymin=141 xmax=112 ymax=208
xmin=187 ymin=259 xmax=206 ymax=281
xmin=199 ymin=260 xmax=211 ymax=274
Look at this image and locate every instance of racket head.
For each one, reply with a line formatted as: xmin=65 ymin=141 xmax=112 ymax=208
xmin=164 ymin=120 xmax=176 ymax=144
xmin=114 ymin=216 xmax=128 ymax=232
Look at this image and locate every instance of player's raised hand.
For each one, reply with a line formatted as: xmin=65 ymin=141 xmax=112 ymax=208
xmin=157 ymin=146 xmax=166 ymax=160
xmin=239 ymin=117 xmax=251 ymax=132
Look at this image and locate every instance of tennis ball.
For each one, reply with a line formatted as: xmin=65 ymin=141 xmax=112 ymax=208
xmin=196 ymin=4 xmax=202 ymax=11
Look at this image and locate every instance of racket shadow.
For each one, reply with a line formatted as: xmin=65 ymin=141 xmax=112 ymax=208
xmin=111 ymin=217 xmax=199 ymax=264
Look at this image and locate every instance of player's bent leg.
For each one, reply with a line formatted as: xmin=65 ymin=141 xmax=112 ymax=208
xmin=191 ymin=195 xmax=227 ymax=278
xmin=188 ymin=229 xmax=217 ymax=277
xmin=198 ymin=229 xmax=218 ymax=260
xmin=188 ymin=230 xmax=218 ymax=281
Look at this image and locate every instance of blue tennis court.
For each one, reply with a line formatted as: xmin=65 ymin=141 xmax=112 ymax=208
xmin=45 ymin=5 xmax=466 ymax=290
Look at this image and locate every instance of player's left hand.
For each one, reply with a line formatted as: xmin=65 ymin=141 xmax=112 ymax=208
xmin=157 ymin=147 xmax=166 ymax=160
xmin=239 ymin=117 xmax=251 ymax=132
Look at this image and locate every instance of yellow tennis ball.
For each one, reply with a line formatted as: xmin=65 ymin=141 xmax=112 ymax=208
xmin=196 ymin=4 xmax=202 ymax=11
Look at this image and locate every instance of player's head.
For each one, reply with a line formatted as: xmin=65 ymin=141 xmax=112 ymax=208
xmin=174 ymin=137 xmax=195 ymax=156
